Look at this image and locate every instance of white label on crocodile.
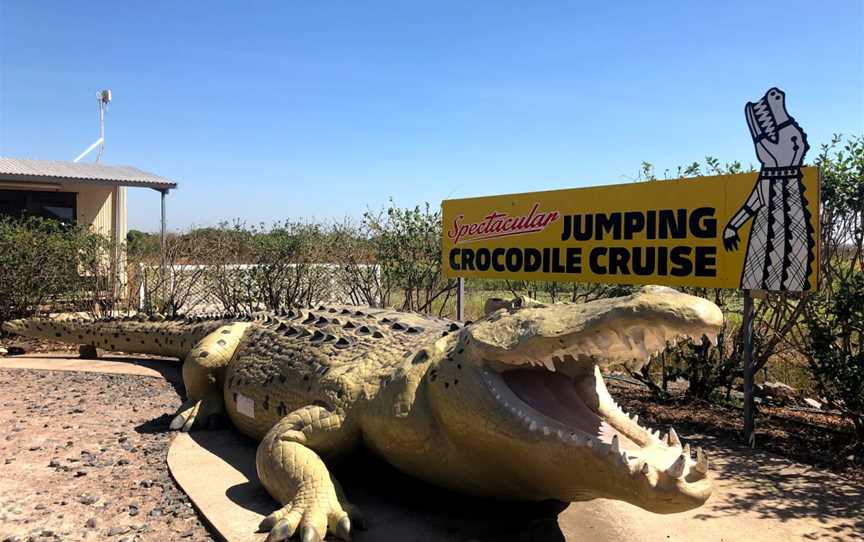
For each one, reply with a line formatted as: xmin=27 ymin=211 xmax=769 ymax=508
xmin=236 ymin=394 xmax=255 ymax=418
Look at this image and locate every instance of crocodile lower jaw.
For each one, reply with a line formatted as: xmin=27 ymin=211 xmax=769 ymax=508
xmin=479 ymin=364 xmax=710 ymax=482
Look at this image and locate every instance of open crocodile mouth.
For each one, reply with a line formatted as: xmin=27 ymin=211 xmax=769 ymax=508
xmin=460 ymin=286 xmax=721 ymax=494
xmin=503 ymin=368 xmax=633 ymax=448
xmin=478 ymin=360 xmax=710 ymax=484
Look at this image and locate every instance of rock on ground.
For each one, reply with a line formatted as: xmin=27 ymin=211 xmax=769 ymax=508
xmin=0 ymin=369 xmax=213 ymax=541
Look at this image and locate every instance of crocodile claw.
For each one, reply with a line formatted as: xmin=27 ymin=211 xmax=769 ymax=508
xmin=265 ymin=518 xmax=292 ymax=542
xmin=301 ymin=525 xmax=321 ymax=542
xmin=170 ymin=399 xmax=200 ymax=432
xmin=335 ymin=516 xmax=352 ymax=541
xmin=170 ymin=398 xmax=224 ymax=432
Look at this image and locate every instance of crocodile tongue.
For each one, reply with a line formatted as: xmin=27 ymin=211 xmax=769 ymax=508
xmin=502 ymin=368 xmax=639 ymax=450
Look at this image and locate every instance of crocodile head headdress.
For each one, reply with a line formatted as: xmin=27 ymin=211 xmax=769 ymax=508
xmin=424 ymin=285 xmax=722 ymax=513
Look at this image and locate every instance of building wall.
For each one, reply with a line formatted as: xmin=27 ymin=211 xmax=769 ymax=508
xmin=65 ymin=182 xmax=115 ymax=235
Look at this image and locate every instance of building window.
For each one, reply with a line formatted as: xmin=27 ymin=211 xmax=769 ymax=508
xmin=0 ymin=189 xmax=77 ymax=223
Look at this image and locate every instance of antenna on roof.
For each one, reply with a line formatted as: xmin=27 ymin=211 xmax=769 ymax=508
xmin=73 ymin=89 xmax=112 ymax=163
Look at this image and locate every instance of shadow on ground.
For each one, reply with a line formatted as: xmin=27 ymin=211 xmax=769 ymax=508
xmin=689 ymin=433 xmax=863 ymax=541
xmin=166 ymin=425 xmax=864 ymax=542
xmin=189 ymin=430 xmax=568 ymax=542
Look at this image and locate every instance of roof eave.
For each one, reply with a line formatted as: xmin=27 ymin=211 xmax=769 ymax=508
xmin=0 ymin=173 xmax=177 ymax=191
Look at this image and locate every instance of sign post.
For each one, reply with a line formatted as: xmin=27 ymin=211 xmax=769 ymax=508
xmin=441 ymin=88 xmax=817 ymax=446
xmin=456 ymin=277 xmax=465 ymax=322
xmin=742 ymin=289 xmax=756 ymax=448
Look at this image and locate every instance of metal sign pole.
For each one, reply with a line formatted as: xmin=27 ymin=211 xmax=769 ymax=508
xmin=456 ymin=277 xmax=465 ymax=322
xmin=742 ymin=289 xmax=755 ymax=448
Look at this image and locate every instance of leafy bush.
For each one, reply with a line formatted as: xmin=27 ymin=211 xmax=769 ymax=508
xmin=801 ymin=273 xmax=864 ymax=444
xmin=244 ymin=221 xmax=336 ymax=311
xmin=361 ymin=202 xmax=455 ymax=314
xmin=131 ymin=228 xmax=226 ymax=316
xmin=793 ymin=135 xmax=864 ymax=446
xmin=0 ymin=216 xmax=116 ymax=325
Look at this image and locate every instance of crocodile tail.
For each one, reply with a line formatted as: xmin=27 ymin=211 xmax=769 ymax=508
xmin=1 ymin=313 xmax=244 ymax=358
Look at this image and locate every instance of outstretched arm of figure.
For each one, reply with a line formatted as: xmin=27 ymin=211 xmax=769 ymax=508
xmin=722 ymin=186 xmax=763 ymax=251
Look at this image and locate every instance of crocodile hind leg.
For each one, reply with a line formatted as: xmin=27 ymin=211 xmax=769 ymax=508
xmin=170 ymin=323 xmax=251 ymax=431
xmin=257 ymin=405 xmax=361 ymax=542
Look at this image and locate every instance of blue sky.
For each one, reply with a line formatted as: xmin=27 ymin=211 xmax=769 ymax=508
xmin=1 ymin=1 xmax=862 ymax=232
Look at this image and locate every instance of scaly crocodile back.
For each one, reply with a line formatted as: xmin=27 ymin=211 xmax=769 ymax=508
xmin=222 ymin=305 xmax=461 ymax=439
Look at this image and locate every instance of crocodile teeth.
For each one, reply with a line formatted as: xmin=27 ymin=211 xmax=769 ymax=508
xmin=542 ymin=426 xmax=551 ymax=436
xmin=541 ymin=358 xmax=556 ymax=372
xmin=610 ymin=435 xmax=620 ymax=455
xmin=529 ymin=421 xmax=538 ymax=432
xmin=667 ymin=427 xmax=681 ymax=448
xmin=695 ymin=448 xmax=709 ymax=474
xmin=667 ymin=455 xmax=687 ymax=478
xmin=631 ymin=414 xmax=639 ymax=424
xmin=683 ymin=443 xmax=691 ymax=458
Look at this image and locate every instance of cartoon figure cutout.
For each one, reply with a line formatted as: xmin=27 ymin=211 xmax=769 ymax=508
xmin=722 ymin=88 xmax=815 ymax=291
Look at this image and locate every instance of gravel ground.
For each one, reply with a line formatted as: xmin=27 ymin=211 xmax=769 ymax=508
xmin=0 ymin=369 xmax=214 ymax=542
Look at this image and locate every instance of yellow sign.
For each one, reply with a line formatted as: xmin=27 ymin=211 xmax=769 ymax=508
xmin=442 ymin=167 xmax=820 ymax=291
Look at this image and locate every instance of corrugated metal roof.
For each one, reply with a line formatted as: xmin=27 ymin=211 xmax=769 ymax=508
xmin=0 ymin=157 xmax=177 ymax=190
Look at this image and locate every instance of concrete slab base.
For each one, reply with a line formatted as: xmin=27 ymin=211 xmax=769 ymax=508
xmin=168 ymin=431 xmax=270 ymax=542
xmin=167 ymin=430 xmax=622 ymax=542
xmin=0 ymin=352 xmax=181 ymax=381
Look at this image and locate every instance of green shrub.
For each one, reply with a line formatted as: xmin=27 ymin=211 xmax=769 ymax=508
xmin=0 ymin=216 xmax=113 ymax=325
xmin=802 ymin=273 xmax=864 ymax=444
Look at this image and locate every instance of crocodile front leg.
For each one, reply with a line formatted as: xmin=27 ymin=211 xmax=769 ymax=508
xmin=171 ymin=323 xmax=251 ymax=431
xmin=256 ymin=405 xmax=360 ymax=542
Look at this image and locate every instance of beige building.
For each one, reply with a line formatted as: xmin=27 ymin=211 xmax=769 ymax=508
xmin=0 ymin=157 xmax=176 ymax=241
xmin=0 ymin=157 xmax=177 ymax=296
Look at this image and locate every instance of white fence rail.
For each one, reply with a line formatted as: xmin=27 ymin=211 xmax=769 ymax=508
xmin=137 ymin=263 xmax=380 ymax=314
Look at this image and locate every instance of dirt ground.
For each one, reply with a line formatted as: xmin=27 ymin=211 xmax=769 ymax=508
xmin=1 ymin=359 xmax=862 ymax=542
xmin=0 ymin=368 xmax=212 ymax=542
xmin=607 ymin=380 xmax=863 ymax=480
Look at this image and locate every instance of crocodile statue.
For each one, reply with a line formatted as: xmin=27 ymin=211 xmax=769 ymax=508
xmin=2 ymin=285 xmax=722 ymax=542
